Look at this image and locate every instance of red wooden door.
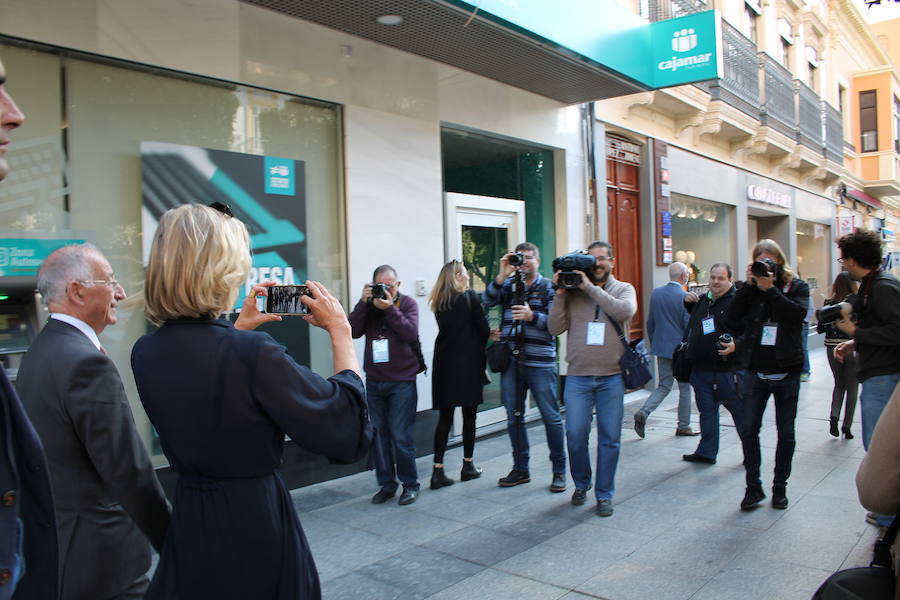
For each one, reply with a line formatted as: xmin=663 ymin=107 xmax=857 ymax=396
xmin=606 ymin=159 xmax=644 ymax=340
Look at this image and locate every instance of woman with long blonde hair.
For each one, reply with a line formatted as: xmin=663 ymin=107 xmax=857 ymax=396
xmin=427 ymin=259 xmax=490 ymax=488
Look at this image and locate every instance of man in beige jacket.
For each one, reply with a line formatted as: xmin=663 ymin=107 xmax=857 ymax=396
xmin=549 ymin=241 xmax=636 ymax=517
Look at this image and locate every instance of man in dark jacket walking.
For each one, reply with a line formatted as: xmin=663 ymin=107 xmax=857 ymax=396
xmin=727 ymin=240 xmax=809 ymax=512
xmin=833 ymin=229 xmax=900 ymax=528
xmin=682 ymin=263 xmax=745 ymax=465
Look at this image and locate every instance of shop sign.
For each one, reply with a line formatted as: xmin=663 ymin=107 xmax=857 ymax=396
xmin=0 ymin=238 xmax=84 ymax=278
xmin=837 ymin=215 xmax=856 ymax=237
xmin=747 ymin=185 xmax=791 ymax=209
xmin=448 ymin=1 xmax=721 ymax=89
xmin=651 ymin=11 xmax=721 ymax=87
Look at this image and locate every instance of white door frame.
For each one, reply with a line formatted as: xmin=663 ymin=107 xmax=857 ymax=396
xmin=444 ymin=192 xmax=532 ymax=431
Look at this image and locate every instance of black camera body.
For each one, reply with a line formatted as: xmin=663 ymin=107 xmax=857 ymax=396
xmin=552 ymin=252 xmax=596 ymax=289
xmin=751 ymin=257 xmax=780 ymax=279
xmin=715 ymin=333 xmax=733 ymax=351
xmin=370 ymin=282 xmax=390 ymax=300
xmin=816 ymin=301 xmax=854 ymax=325
xmin=507 ymin=251 xmax=526 ymax=267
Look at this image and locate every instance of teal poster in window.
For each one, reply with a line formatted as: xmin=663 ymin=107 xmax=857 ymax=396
xmin=140 ymin=141 xmax=308 ymax=359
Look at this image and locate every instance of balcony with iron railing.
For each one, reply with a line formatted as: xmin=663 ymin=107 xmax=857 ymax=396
xmin=644 ymin=0 xmax=709 ymax=22
xmin=759 ymin=54 xmax=797 ymax=140
xmin=796 ymin=81 xmax=822 ymax=149
xmin=706 ymin=21 xmax=760 ymax=121
xmin=822 ymin=102 xmax=843 ymax=164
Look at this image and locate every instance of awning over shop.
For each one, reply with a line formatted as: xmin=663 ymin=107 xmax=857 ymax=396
xmin=842 ymin=185 xmax=883 ymax=210
xmin=239 ymin=0 xmax=722 ymax=104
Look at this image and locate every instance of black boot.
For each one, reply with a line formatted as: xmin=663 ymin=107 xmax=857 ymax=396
xmin=829 ymin=417 xmax=839 ymax=437
xmin=430 ymin=466 xmax=455 ymax=490
xmin=460 ymin=460 xmax=482 ymax=481
xmin=740 ymin=485 xmax=766 ymax=511
xmin=772 ymin=485 xmax=788 ymax=509
xmin=842 ymin=426 xmax=854 ymax=440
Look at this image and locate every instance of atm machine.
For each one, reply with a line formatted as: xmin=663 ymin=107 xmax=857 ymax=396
xmin=0 ymin=277 xmax=48 ymax=382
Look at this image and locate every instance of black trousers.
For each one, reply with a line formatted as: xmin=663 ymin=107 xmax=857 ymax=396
xmin=741 ymin=372 xmax=801 ymax=488
xmin=433 ymin=406 xmax=477 ymax=463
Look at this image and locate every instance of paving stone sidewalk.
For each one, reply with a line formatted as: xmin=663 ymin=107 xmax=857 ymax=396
xmin=291 ymin=347 xmax=878 ymax=600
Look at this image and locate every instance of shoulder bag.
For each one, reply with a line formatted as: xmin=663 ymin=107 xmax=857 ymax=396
xmin=603 ymin=310 xmax=652 ymax=390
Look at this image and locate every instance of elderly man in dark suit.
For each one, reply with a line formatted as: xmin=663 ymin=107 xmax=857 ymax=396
xmin=0 ymin=54 xmax=58 ymax=600
xmin=17 ymin=243 xmax=170 ymax=600
xmin=633 ymin=262 xmax=698 ymax=438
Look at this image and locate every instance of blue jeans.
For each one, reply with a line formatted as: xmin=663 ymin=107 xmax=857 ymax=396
xmin=860 ymin=372 xmax=900 ymax=527
xmin=860 ymin=373 xmax=900 ymax=450
xmin=367 ymin=379 xmax=419 ymax=492
xmin=500 ymin=359 xmax=566 ymax=473
xmin=741 ymin=372 xmax=800 ymax=488
xmin=639 ymin=356 xmax=693 ymax=429
xmin=564 ymin=374 xmax=624 ymax=500
xmin=689 ymin=369 xmax=745 ymax=459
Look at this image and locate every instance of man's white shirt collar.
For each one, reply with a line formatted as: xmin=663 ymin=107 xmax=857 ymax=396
xmin=50 ymin=313 xmax=102 ymax=351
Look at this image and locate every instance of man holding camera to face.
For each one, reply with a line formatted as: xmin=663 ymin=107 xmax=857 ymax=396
xmin=548 ymin=241 xmax=636 ymax=517
xmin=482 ymin=242 xmax=566 ymax=491
xmin=727 ymin=240 xmax=809 ymax=512
xmin=832 ymin=230 xmax=900 ymax=527
xmin=349 ymin=265 xmax=421 ymax=506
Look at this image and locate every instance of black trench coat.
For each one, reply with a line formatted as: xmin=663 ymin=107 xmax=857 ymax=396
xmin=431 ymin=291 xmax=491 ymax=409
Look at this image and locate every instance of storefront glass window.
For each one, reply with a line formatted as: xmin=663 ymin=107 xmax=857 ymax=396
xmin=670 ymin=195 xmax=734 ymax=289
xmin=796 ymin=219 xmax=830 ymax=312
xmin=0 ymin=41 xmax=344 ymax=458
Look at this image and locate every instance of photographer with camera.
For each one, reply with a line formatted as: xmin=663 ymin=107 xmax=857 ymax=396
xmin=832 ymin=229 xmax=900 ymax=527
xmin=548 ymin=241 xmax=636 ymax=517
xmin=727 ymin=239 xmax=809 ymax=511
xmin=349 ymin=265 xmax=421 ymax=506
xmin=680 ymin=263 xmax=745 ymax=465
xmin=482 ymin=242 xmax=566 ymax=492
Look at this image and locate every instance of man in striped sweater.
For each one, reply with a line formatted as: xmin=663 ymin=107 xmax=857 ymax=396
xmin=483 ymin=242 xmax=566 ymax=492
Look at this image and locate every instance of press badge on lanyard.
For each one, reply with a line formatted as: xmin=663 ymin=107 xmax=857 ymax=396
xmin=372 ymin=338 xmax=390 ymax=363
xmin=702 ymin=317 xmax=715 ymax=335
xmin=760 ymin=323 xmax=777 ymax=346
xmin=587 ymin=306 xmax=606 ymax=346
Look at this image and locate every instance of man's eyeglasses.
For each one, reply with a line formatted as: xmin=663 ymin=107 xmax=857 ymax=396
xmin=208 ymin=202 xmax=233 ymax=218
xmin=82 ymin=279 xmax=122 ymax=289
xmin=837 ymin=257 xmax=846 ymax=264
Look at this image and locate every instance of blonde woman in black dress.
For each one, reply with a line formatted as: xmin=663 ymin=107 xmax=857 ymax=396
xmin=428 ymin=260 xmax=491 ymax=488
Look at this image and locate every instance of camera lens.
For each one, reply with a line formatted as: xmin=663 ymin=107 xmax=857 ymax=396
xmin=508 ymin=252 xmax=524 ymax=267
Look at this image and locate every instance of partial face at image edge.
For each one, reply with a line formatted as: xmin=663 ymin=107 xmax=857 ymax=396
xmin=0 ymin=58 xmax=26 ymax=182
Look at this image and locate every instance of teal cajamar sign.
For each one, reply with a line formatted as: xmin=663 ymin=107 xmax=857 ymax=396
xmin=445 ymin=0 xmax=721 ymax=90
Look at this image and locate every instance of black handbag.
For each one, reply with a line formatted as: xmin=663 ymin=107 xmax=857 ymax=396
xmin=812 ymin=515 xmax=899 ymax=599
xmin=486 ymin=341 xmax=511 ymax=373
xmin=603 ymin=312 xmax=652 ymax=390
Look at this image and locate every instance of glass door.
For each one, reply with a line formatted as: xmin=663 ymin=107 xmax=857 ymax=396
xmin=445 ymin=193 xmax=528 ymax=429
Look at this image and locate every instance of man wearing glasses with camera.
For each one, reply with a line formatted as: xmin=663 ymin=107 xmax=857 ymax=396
xmin=349 ymin=265 xmax=421 ymax=506
xmin=833 ymin=229 xmax=900 ymax=528
xmin=549 ymin=241 xmax=636 ymax=517
xmin=483 ymin=242 xmax=566 ymax=492
xmin=17 ymin=244 xmax=170 ymax=600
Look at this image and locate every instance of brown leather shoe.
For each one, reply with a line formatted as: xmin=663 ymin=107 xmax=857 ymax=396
xmin=675 ymin=428 xmax=700 ymax=437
